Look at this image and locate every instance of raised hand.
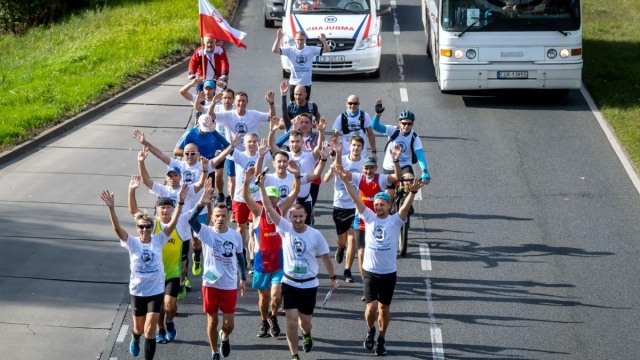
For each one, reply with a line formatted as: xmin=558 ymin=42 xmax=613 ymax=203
xmin=287 ymin=160 xmax=301 ymax=177
xmin=133 ymin=129 xmax=146 ymax=145
xmin=230 ymin=132 xmax=242 ymax=148
xmin=212 ymin=91 xmax=223 ymax=104
xmin=200 ymin=156 xmax=209 ymax=172
xmin=245 ymin=166 xmax=256 ymax=180
xmin=138 ymin=147 xmax=149 ymax=162
xmin=265 ymin=90 xmax=275 ymax=104
xmin=178 ymin=183 xmax=189 ymax=203
xmin=269 ymin=116 xmax=280 ymax=132
xmin=280 ymin=79 xmax=289 ymax=96
xmin=317 ymin=116 xmax=327 ymax=132
xmin=390 ymin=143 xmax=402 ymax=162
xmin=129 ymin=175 xmax=141 ymax=190
xmin=258 ymin=139 xmax=269 ymax=157
xmin=203 ymin=115 xmax=216 ymax=132
xmin=101 ymin=190 xmax=115 ymax=208
xmin=333 ymin=163 xmax=347 ymax=179
xmin=330 ymin=137 xmax=341 ymax=153
xmin=320 ymin=140 xmax=332 ymax=159
xmin=199 ymin=178 xmax=215 ymax=205
xmin=408 ymin=178 xmax=425 ymax=193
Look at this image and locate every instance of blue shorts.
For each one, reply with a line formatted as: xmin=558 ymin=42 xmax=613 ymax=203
xmin=252 ymin=269 xmax=284 ymax=291
xmin=225 ymin=158 xmax=236 ymax=177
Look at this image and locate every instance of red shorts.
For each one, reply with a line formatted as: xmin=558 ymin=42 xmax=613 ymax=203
xmin=232 ymin=200 xmax=251 ymax=224
xmin=202 ymin=286 xmax=237 ymax=314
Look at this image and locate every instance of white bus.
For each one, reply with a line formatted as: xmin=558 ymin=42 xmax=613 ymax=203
xmin=421 ymin=0 xmax=582 ymax=92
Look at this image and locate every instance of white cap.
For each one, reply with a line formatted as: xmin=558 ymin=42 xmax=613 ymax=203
xmin=198 ymin=114 xmax=212 ymax=133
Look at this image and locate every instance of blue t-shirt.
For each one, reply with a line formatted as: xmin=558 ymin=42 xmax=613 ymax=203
xmin=175 ymin=127 xmax=230 ymax=159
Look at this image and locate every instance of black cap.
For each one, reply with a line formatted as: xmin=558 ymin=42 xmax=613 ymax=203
xmin=156 ymin=197 xmax=176 ymax=207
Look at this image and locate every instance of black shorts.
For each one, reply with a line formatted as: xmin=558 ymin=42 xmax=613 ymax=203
xmin=131 ymin=292 xmax=164 ymax=317
xmin=182 ymin=239 xmax=190 ymax=262
xmin=363 ymin=270 xmax=397 ymax=306
xmin=354 ymin=229 xmax=365 ymax=250
xmin=165 ymin=277 xmax=180 ymax=298
xmin=309 ymin=183 xmax=320 ymax=207
xmin=383 ymin=166 xmax=414 ymax=189
xmin=332 ymin=207 xmax=356 ymax=235
xmin=282 ymin=283 xmax=317 ymax=315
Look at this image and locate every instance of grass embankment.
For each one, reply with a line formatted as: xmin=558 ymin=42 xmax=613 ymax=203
xmin=0 ymin=0 xmax=228 ymax=150
xmin=582 ymin=0 xmax=640 ymax=168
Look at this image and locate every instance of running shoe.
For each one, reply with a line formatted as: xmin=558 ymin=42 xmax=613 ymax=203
xmin=302 ymin=332 xmax=313 ymax=353
xmin=166 ymin=321 xmax=177 ymax=341
xmin=335 ymin=246 xmax=345 ymax=264
xmin=364 ymin=327 xmax=376 ymax=350
xmin=155 ymin=328 xmax=168 ymax=344
xmin=268 ymin=315 xmax=280 ymax=337
xmin=129 ymin=337 xmax=140 ymax=357
xmin=216 ymin=193 xmax=225 ymax=204
xmin=177 ymin=284 xmax=186 ymax=301
xmin=212 ymin=353 xmax=221 ymax=360
xmin=192 ymin=253 xmax=202 ymax=276
xmin=225 ymin=195 xmax=232 ymax=210
xmin=291 ymin=355 xmax=300 ymax=360
xmin=257 ymin=320 xmax=270 ymax=338
xmin=219 ymin=329 xmax=231 ymax=357
xmin=344 ymin=269 xmax=354 ymax=283
xmin=375 ymin=336 xmax=387 ymax=356
xmin=185 ymin=277 xmax=192 ymax=290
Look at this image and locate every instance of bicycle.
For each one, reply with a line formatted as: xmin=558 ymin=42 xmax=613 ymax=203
xmin=393 ymin=178 xmax=414 ymax=257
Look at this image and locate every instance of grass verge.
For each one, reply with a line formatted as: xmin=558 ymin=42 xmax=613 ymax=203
xmin=582 ymin=0 xmax=640 ymax=169
xmin=0 ymin=0 xmax=229 ymax=150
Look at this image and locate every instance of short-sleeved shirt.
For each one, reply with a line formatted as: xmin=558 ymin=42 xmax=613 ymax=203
xmin=229 ymin=151 xmax=272 ymax=202
xmin=380 ymin=126 xmax=424 ymax=171
xmin=265 ymin=173 xmax=311 ymax=205
xmin=332 ymin=155 xmax=363 ymax=208
xmin=121 ymin=232 xmax=170 ymax=296
xmin=195 ymin=226 xmax=243 ymax=290
xmin=150 ymin=182 xmax=198 ymax=214
xmin=215 ymin=110 xmax=270 ymax=151
xmin=360 ymin=208 xmax=405 ymax=275
xmin=288 ymin=151 xmax=316 ymax=200
xmin=280 ymin=46 xmax=323 ymax=86
xmin=332 ymin=109 xmax=373 ymax=157
xmin=277 ymin=218 xmax=330 ymax=289
xmin=287 ymin=100 xmax=319 ymax=120
xmin=175 ymin=127 xmax=230 ymax=159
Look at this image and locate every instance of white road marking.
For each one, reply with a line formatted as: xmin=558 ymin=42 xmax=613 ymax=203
xmin=396 ymin=53 xmax=404 ymax=66
xmin=390 ymin=0 xmax=397 ymax=8
xmin=580 ymin=86 xmax=640 ymax=195
xmin=420 ymin=243 xmax=432 ymax=270
xmin=116 ymin=325 xmax=128 ymax=343
xmin=400 ymin=88 xmax=409 ymax=102
xmin=393 ymin=23 xmax=400 ymax=35
xmin=425 ymin=278 xmax=445 ymax=359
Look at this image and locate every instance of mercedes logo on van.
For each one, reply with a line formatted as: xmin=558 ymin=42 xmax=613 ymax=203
xmin=324 ymin=16 xmax=337 ymax=23
xmin=327 ymin=40 xmax=337 ymax=51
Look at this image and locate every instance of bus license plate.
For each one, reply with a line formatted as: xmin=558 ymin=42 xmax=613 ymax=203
xmin=316 ymin=55 xmax=345 ymax=63
xmin=498 ymin=71 xmax=528 ymax=79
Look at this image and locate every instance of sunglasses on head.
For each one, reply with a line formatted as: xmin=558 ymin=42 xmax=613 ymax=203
xmin=137 ymin=224 xmax=153 ymax=230
xmin=184 ymin=152 xmax=198 ymax=156
xmin=347 ymin=102 xmax=359 ymax=105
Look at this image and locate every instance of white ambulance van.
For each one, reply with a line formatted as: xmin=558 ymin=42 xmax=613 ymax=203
xmin=279 ymin=0 xmax=391 ymax=78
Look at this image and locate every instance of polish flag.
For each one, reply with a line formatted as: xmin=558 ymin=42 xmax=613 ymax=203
xmin=199 ymin=0 xmax=247 ymax=48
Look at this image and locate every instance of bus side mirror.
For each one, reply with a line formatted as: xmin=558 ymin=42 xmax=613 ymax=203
xmin=377 ymin=5 xmax=392 ymax=16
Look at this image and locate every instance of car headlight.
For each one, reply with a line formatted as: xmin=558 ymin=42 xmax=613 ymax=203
xmin=356 ymin=34 xmax=379 ymax=50
xmin=547 ymin=49 xmax=557 ymax=59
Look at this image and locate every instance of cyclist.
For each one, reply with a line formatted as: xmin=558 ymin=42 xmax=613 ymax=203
xmin=370 ymin=106 xmax=431 ymax=200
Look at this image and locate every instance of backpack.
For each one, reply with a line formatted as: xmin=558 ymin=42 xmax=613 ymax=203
xmin=340 ymin=111 xmax=366 ymax=135
xmin=384 ymin=128 xmax=418 ymax=164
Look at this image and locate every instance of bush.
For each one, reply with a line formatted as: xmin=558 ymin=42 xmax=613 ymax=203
xmin=0 ymin=0 xmax=105 ymax=34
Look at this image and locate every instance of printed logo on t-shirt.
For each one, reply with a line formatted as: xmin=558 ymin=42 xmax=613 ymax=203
xmin=235 ymin=122 xmax=247 ymax=135
xmin=279 ymin=185 xmax=289 ymax=198
xmin=374 ymin=226 xmax=385 ymax=241
xmin=347 ymin=122 xmax=362 ymax=133
xmin=292 ymin=238 xmax=306 ymax=255
xmin=183 ymin=170 xmax=196 ymax=184
xmin=395 ymin=141 xmax=407 ymax=153
xmin=222 ymin=241 xmax=234 ymax=258
xmin=142 ymin=250 xmax=154 ymax=264
xmin=296 ymin=54 xmax=308 ymax=65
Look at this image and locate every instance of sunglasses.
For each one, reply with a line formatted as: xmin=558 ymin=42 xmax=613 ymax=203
xmin=137 ymin=224 xmax=153 ymax=230
xmin=347 ymin=102 xmax=360 ymax=105
xmin=184 ymin=152 xmax=198 ymax=156
xmin=400 ymin=122 xmax=414 ymax=126
xmin=402 ymin=177 xmax=415 ymax=182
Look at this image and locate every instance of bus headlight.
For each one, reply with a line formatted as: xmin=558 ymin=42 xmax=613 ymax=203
xmin=547 ymin=49 xmax=557 ymax=59
xmin=357 ymin=34 xmax=379 ymax=50
xmin=466 ymin=49 xmax=477 ymax=59
xmin=454 ymin=49 xmax=464 ymax=59
xmin=560 ymin=48 xmax=570 ymax=58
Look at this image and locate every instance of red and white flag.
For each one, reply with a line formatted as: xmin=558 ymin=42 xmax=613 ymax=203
xmin=199 ymin=0 xmax=247 ymax=48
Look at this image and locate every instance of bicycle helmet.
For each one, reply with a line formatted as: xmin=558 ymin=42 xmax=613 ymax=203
xmin=398 ymin=110 xmax=415 ymax=122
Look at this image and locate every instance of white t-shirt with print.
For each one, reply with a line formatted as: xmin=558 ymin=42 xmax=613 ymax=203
xmin=215 ymin=110 xmax=269 ymax=151
xmin=280 ymin=46 xmax=322 ymax=86
xmin=380 ymin=126 xmax=424 ymax=171
xmin=332 ymin=110 xmax=372 ymax=157
xmin=265 ymin=173 xmax=311 ymax=205
xmin=288 ymin=151 xmax=316 ymax=200
xmin=150 ymin=182 xmax=198 ymax=214
xmin=332 ymin=155 xmax=363 ymax=209
xmin=229 ymin=151 xmax=272 ymax=202
xmin=277 ymin=218 xmax=330 ymax=289
xmin=360 ymin=208 xmax=405 ymax=274
xmin=121 ymin=232 xmax=170 ymax=297
xmin=195 ymin=226 xmax=243 ymax=290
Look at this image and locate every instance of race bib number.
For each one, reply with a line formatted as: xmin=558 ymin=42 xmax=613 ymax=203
xmin=289 ymin=261 xmax=308 ymax=275
xmin=204 ymin=269 xmax=222 ymax=283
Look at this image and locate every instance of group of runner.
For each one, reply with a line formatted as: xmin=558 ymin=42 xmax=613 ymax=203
xmin=100 ymin=31 xmax=431 ymax=360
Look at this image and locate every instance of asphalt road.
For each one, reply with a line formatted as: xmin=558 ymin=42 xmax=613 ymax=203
xmin=1 ymin=0 xmax=639 ymax=359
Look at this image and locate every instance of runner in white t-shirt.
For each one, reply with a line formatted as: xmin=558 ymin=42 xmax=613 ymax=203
xmin=331 ymin=95 xmax=378 ymax=158
xmin=335 ymin=165 xmax=425 ymax=357
xmin=101 ymin=185 xmax=185 ymax=360
xmin=256 ymin=173 xmax=338 ymax=360
xmin=188 ymin=184 xmax=246 ymax=359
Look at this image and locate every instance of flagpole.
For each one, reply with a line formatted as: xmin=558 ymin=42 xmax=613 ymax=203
xmin=199 ymin=13 xmax=206 ymax=82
